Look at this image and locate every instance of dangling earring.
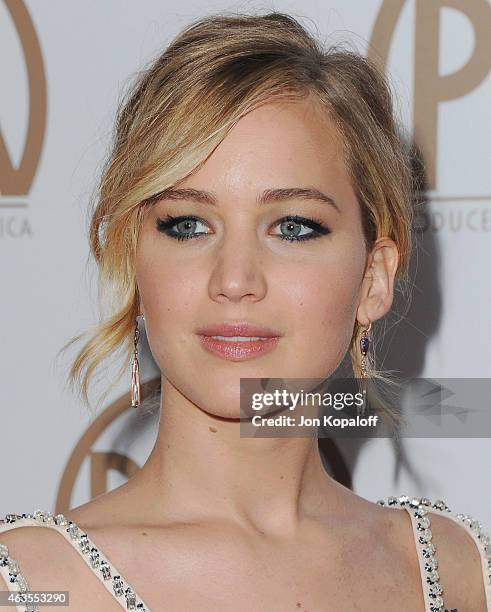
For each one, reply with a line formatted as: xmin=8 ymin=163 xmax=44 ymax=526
xmin=130 ymin=314 xmax=145 ymax=408
xmin=360 ymin=320 xmax=372 ymax=378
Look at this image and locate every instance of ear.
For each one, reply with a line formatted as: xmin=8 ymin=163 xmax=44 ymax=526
xmin=356 ymin=237 xmax=399 ymax=326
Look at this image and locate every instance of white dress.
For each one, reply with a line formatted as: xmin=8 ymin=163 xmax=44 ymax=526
xmin=0 ymin=494 xmax=490 ymax=611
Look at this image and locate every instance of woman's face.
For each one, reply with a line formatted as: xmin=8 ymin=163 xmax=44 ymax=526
xmin=136 ymin=96 xmax=369 ymax=418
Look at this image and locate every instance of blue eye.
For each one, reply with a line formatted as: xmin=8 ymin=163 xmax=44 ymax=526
xmin=155 ymin=214 xmax=330 ymax=242
xmin=156 ymin=215 xmax=209 ymax=241
xmin=273 ymin=215 xmax=330 ymax=242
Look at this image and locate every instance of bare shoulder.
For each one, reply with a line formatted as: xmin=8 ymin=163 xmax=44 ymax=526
xmin=0 ymin=520 xmax=70 ymax=566
xmin=62 ymin=481 xmax=139 ymax=528
xmin=0 ymin=519 xmax=120 ymax=611
xmin=0 ymin=524 xmax=74 ymax=611
xmin=428 ymin=509 xmax=489 ymax=611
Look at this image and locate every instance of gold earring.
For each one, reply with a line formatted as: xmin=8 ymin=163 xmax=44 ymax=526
xmin=360 ymin=320 xmax=372 ymax=378
xmin=130 ymin=315 xmax=144 ymax=408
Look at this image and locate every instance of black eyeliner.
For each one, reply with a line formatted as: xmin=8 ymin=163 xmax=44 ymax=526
xmin=155 ymin=213 xmax=331 ymax=242
xmin=279 ymin=214 xmax=330 ymax=237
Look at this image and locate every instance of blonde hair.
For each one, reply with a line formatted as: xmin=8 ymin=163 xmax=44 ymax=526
xmin=60 ymin=11 xmax=414 ymax=424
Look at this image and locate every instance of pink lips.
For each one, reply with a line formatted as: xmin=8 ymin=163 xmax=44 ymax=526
xmin=196 ymin=322 xmax=281 ymax=361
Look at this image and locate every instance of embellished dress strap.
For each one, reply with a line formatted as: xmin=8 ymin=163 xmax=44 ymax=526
xmin=0 ymin=516 xmax=37 ymax=612
xmin=377 ymin=495 xmax=491 ymax=612
xmin=0 ymin=511 xmax=152 ymax=612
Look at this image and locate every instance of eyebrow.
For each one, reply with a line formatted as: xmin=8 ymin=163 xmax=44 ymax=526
xmin=153 ymin=187 xmax=341 ymax=214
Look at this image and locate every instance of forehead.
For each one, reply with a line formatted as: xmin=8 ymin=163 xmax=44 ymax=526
xmin=183 ymin=96 xmax=352 ymax=198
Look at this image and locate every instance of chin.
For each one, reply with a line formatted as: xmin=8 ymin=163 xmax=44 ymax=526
xmin=204 ymin=407 xmax=242 ymax=421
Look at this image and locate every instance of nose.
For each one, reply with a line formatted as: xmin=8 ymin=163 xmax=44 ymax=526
xmin=208 ymin=227 xmax=267 ymax=304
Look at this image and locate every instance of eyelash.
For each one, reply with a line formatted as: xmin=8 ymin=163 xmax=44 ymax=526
xmin=155 ymin=214 xmax=331 ymax=243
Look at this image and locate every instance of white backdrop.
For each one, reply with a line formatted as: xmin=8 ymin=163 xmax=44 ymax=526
xmin=1 ymin=0 xmax=490 ymax=526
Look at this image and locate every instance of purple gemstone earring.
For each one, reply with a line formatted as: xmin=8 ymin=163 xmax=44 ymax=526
xmin=360 ymin=320 xmax=372 ymax=378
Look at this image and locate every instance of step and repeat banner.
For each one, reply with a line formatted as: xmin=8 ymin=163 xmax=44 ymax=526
xmin=1 ymin=1 xmax=490 ymax=524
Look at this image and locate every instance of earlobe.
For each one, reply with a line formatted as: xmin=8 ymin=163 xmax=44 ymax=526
xmin=356 ymin=237 xmax=399 ymax=326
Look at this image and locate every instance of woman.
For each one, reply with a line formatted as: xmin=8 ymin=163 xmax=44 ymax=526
xmin=1 ymin=11 xmax=489 ymax=612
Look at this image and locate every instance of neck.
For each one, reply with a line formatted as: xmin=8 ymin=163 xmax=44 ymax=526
xmin=130 ymin=376 xmax=347 ymax=537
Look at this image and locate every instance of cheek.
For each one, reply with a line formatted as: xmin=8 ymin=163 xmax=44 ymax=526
xmin=136 ymin=229 xmax=201 ymax=313
xmin=275 ymin=243 xmax=365 ymax=358
xmin=135 ymin=244 xmax=206 ymax=366
xmin=137 ymin=262 xmax=198 ymax=316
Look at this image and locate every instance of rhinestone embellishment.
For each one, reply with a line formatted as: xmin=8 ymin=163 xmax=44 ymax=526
xmin=377 ymin=495 xmax=445 ymax=611
xmin=0 ymin=510 xmax=150 ymax=611
xmin=377 ymin=495 xmax=491 ymax=611
xmin=99 ymin=559 xmax=111 ymax=580
xmin=78 ymin=534 xmax=90 ymax=554
xmin=4 ymin=500 xmax=489 ymax=612
xmin=89 ymin=546 xmax=101 ymax=569
xmin=455 ymin=512 xmax=491 ymax=585
xmin=112 ymin=574 xmax=124 ymax=596
xmin=125 ymin=586 xmax=137 ymax=610
xmin=0 ymin=535 xmax=36 ymax=609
